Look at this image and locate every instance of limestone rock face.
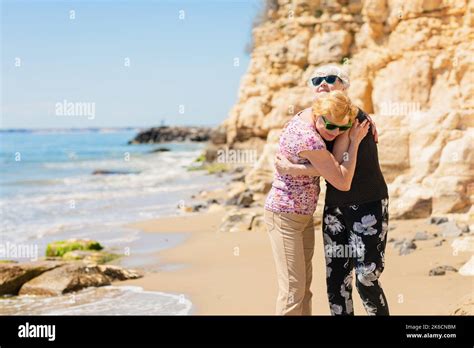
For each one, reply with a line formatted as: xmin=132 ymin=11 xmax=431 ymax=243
xmin=220 ymin=0 xmax=473 ymax=218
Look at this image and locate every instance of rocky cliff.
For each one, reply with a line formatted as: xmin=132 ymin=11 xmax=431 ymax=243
xmin=219 ymin=0 xmax=473 ymax=219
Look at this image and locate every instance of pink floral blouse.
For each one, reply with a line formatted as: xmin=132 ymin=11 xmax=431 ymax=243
xmin=265 ymin=110 xmax=326 ymax=215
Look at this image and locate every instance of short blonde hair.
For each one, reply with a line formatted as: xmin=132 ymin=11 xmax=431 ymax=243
xmin=312 ymin=90 xmax=358 ymax=125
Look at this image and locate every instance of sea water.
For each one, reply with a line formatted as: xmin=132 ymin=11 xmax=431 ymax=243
xmin=0 ymin=128 xmax=218 ymax=314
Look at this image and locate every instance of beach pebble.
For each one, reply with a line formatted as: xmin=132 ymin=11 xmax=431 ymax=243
xmin=192 ymin=203 xmax=207 ymax=212
xmin=231 ymin=174 xmax=246 ymax=182
xmin=207 ymin=198 xmax=221 ymax=205
xmin=429 ymin=217 xmax=449 ymax=225
xmin=413 ymin=231 xmax=433 ymax=241
xmin=398 ymin=240 xmax=417 ymax=256
xmin=434 ymin=239 xmax=446 ymax=247
xmin=231 ymin=166 xmax=245 ymax=174
xmin=441 ymin=221 xmax=463 ymax=238
xmin=429 ymin=265 xmax=458 ymax=276
xmin=237 ymin=191 xmax=254 ymax=207
xmin=219 ymin=209 xmax=257 ymax=233
xmin=226 ymin=190 xmax=254 ymax=208
xmin=179 ymin=203 xmax=207 ymax=213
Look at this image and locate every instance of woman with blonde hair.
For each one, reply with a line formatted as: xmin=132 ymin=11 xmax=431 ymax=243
xmin=275 ymin=65 xmax=390 ymax=316
xmin=264 ymin=90 xmax=369 ymax=315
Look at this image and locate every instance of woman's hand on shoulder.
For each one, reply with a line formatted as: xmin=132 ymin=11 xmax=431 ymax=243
xmin=349 ymin=118 xmax=370 ymax=144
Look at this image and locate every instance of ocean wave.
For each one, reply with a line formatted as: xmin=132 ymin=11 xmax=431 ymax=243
xmin=0 ymin=285 xmax=193 ymax=315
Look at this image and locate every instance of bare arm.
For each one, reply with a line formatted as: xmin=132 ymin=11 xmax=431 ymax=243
xmin=275 ymin=153 xmax=320 ymax=176
xmin=300 ymin=142 xmax=358 ymax=191
xmin=366 ymin=114 xmax=378 ymax=143
xmin=332 ymin=131 xmax=350 ymax=164
xmin=275 ymin=127 xmax=350 ymax=176
xmin=299 ymin=119 xmax=369 ymax=191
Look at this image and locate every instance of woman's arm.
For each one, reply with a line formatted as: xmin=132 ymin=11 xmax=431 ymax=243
xmin=275 ymin=153 xmax=320 ymax=176
xmin=275 ymin=128 xmax=350 ymax=176
xmin=332 ymin=131 xmax=350 ymax=164
xmin=300 ymin=119 xmax=369 ymax=191
xmin=366 ymin=114 xmax=378 ymax=143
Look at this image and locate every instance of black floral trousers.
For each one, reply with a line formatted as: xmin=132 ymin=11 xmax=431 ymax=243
xmin=322 ymin=198 xmax=389 ymax=316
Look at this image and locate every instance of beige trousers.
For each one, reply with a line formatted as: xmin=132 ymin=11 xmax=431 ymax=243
xmin=264 ymin=209 xmax=315 ymax=315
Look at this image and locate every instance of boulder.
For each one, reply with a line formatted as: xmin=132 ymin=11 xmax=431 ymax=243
xmin=441 ymin=221 xmax=463 ymax=238
xmin=413 ymin=231 xmax=433 ymax=241
xmin=19 ymin=263 xmax=112 ymax=296
xmin=226 ymin=190 xmax=254 ymax=208
xmin=0 ymin=261 xmax=64 ymax=295
xmin=428 ymin=265 xmax=458 ymax=276
xmin=219 ymin=210 xmax=257 ymax=233
xmin=97 ymin=264 xmax=143 ymax=281
xmin=430 ymin=217 xmax=449 ymax=225
xmin=398 ymin=240 xmax=417 ymax=256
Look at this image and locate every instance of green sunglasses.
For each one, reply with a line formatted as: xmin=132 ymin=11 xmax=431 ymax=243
xmin=321 ymin=115 xmax=352 ymax=131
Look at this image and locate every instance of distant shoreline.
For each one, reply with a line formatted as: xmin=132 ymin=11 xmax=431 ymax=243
xmin=0 ymin=125 xmax=218 ymax=134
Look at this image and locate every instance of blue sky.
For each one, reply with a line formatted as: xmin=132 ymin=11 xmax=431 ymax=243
xmin=1 ymin=0 xmax=262 ymax=129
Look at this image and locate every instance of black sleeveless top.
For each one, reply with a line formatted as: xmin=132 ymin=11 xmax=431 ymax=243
xmin=323 ymin=109 xmax=388 ymax=207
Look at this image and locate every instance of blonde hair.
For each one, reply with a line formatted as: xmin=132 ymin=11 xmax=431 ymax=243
xmin=312 ymin=90 xmax=358 ymax=125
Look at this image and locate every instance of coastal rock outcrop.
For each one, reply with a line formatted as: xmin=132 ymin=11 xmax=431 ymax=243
xmin=129 ymin=126 xmax=214 ymax=144
xmin=0 ymin=261 xmax=65 ymax=295
xmin=18 ymin=263 xmax=112 ymax=296
xmin=0 ymin=239 xmax=142 ymax=297
xmin=18 ymin=263 xmax=142 ymax=296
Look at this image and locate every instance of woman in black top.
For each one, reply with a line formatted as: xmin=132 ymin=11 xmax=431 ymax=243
xmin=275 ymin=65 xmax=390 ymax=316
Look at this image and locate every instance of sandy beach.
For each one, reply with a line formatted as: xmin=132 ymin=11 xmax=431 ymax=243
xmin=120 ymin=203 xmax=473 ymax=315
